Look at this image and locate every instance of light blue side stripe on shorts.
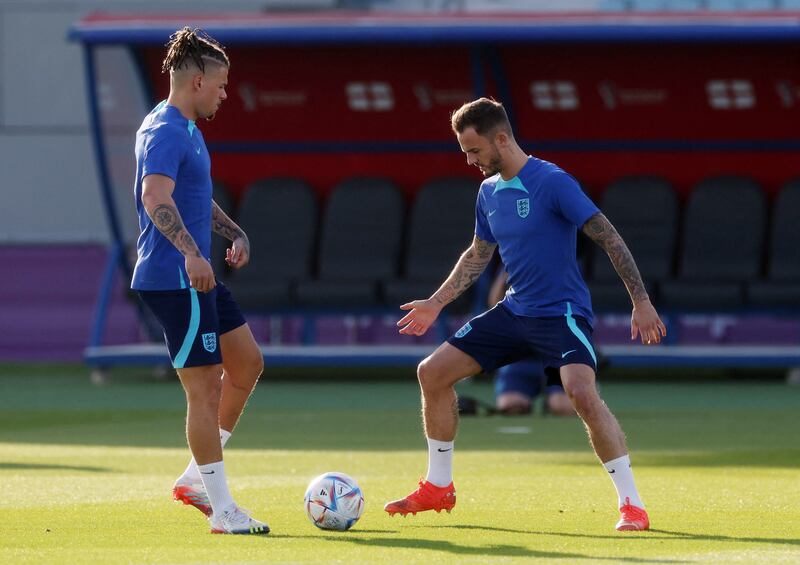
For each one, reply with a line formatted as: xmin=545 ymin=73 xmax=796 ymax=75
xmin=565 ymin=302 xmax=597 ymax=366
xmin=173 ymin=267 xmax=200 ymax=369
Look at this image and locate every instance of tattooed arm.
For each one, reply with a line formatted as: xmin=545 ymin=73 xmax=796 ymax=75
xmin=581 ymin=212 xmax=666 ymax=344
xmin=141 ymin=174 xmax=215 ymax=292
xmin=431 ymin=235 xmax=497 ymax=308
xmin=397 ymin=235 xmax=497 ymax=336
xmin=581 ymin=213 xmax=648 ymax=305
xmin=212 ymin=200 xmax=250 ymax=269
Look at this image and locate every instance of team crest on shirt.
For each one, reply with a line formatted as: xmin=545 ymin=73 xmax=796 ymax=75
xmin=202 ymin=332 xmax=217 ymax=353
xmin=455 ymin=323 xmax=472 ymax=338
xmin=516 ymin=198 xmax=530 ymax=218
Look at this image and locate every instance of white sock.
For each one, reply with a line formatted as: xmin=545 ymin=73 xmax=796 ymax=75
xmin=198 ymin=460 xmax=236 ymax=516
xmin=425 ymin=437 xmax=454 ymax=487
xmin=603 ymin=454 xmax=644 ymax=509
xmin=181 ymin=428 xmax=232 ymax=482
xmin=219 ymin=428 xmax=232 ymax=447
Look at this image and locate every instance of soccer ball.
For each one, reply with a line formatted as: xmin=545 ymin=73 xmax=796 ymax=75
xmin=304 ymin=472 xmax=365 ymax=531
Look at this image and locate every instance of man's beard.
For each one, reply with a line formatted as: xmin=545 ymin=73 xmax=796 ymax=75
xmin=481 ymin=153 xmax=502 ymax=176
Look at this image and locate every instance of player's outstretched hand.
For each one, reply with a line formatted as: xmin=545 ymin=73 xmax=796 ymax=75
xmin=226 ymin=236 xmax=250 ymax=269
xmin=631 ymin=299 xmax=667 ymax=345
xmin=397 ymin=299 xmax=442 ymax=336
xmin=186 ymin=255 xmax=216 ymax=293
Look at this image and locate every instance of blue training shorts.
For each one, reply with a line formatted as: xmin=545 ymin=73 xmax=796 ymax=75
xmin=138 ymin=280 xmax=246 ymax=369
xmin=447 ymin=302 xmax=597 ymax=379
xmin=495 ymin=358 xmax=565 ymax=399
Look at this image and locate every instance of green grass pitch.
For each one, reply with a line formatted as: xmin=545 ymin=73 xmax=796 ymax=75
xmin=1 ymin=365 xmax=799 ymax=564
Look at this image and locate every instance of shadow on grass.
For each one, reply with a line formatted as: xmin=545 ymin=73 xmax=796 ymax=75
xmin=422 ymin=524 xmax=800 ymax=548
xmin=304 ymin=529 xmax=391 ymax=534
xmin=0 ymin=462 xmax=111 ymax=472
xmin=649 ymin=528 xmax=800 ymax=548
xmin=269 ymin=533 xmax=683 ymax=561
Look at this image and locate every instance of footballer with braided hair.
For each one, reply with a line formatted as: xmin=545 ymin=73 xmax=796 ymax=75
xmin=161 ymin=27 xmax=229 ymax=89
xmin=132 ymin=27 xmax=269 ymax=535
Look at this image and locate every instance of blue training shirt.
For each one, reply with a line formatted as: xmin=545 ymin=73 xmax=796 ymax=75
xmin=475 ymin=156 xmax=600 ymax=324
xmin=132 ymin=101 xmax=213 ymax=290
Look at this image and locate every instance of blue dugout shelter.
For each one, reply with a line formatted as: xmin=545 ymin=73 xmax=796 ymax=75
xmin=70 ymin=11 xmax=800 ymax=373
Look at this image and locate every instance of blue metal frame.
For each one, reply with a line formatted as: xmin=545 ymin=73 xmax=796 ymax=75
xmin=83 ymin=45 xmax=128 ymax=264
xmin=130 ymin=46 xmax=156 ymax=110
xmin=486 ymin=45 xmax=516 ymax=131
xmin=88 ymin=244 xmax=122 ymax=348
xmin=83 ymin=343 xmax=800 ymax=369
xmin=83 ymin=44 xmax=134 ymax=348
xmin=78 ymin=23 xmax=494 ymax=360
xmin=469 ymin=45 xmax=487 ymax=98
xmin=74 ymin=14 xmax=800 ymax=368
xmin=70 ymin=21 xmax=800 ymax=45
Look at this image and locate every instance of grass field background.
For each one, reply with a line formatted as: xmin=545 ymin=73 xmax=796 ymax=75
xmin=1 ymin=364 xmax=799 ymax=564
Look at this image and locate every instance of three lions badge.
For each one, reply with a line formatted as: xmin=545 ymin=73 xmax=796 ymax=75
xmin=516 ymin=198 xmax=530 ymax=218
xmin=202 ymin=332 xmax=217 ymax=353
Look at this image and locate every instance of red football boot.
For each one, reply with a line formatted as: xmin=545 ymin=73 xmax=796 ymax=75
xmin=384 ymin=480 xmax=456 ymax=517
xmin=616 ymin=497 xmax=650 ymax=531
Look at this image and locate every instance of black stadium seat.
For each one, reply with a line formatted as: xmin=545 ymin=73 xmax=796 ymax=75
xmin=588 ymin=176 xmax=678 ymax=311
xmin=383 ymin=177 xmax=479 ymax=313
xmin=295 ymin=177 xmax=404 ymax=308
xmin=225 ymin=178 xmax=317 ymax=310
xmin=747 ymin=178 xmax=800 ymax=310
xmin=659 ymin=176 xmax=766 ymax=311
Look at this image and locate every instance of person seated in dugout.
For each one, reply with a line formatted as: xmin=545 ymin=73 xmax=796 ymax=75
xmin=488 ymin=268 xmax=576 ymax=417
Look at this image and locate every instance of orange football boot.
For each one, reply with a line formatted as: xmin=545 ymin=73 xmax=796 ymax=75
xmin=384 ymin=479 xmax=456 ymax=516
xmin=173 ymin=479 xmax=212 ymax=517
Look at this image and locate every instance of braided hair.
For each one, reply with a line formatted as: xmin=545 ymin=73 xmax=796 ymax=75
xmin=161 ymin=27 xmax=229 ymax=74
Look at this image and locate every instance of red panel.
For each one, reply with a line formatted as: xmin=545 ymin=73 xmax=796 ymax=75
xmin=502 ymin=43 xmax=800 ymax=142
xmin=139 ymin=42 xmax=800 ymax=200
xmin=142 ymin=45 xmax=473 ymax=142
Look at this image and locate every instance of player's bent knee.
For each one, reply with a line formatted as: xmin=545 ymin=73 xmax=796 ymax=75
xmin=236 ymin=354 xmax=264 ymax=391
xmin=416 ymin=358 xmax=435 ymax=388
xmin=194 ymin=376 xmax=223 ymax=400
xmin=417 ymin=357 xmax=450 ymax=392
xmin=563 ymin=380 xmax=599 ymax=416
xmin=250 ymin=353 xmax=265 ymax=378
xmin=185 ymin=388 xmax=222 ymax=412
xmin=180 ymin=364 xmax=224 ymax=402
xmin=418 ymin=343 xmax=481 ymax=392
